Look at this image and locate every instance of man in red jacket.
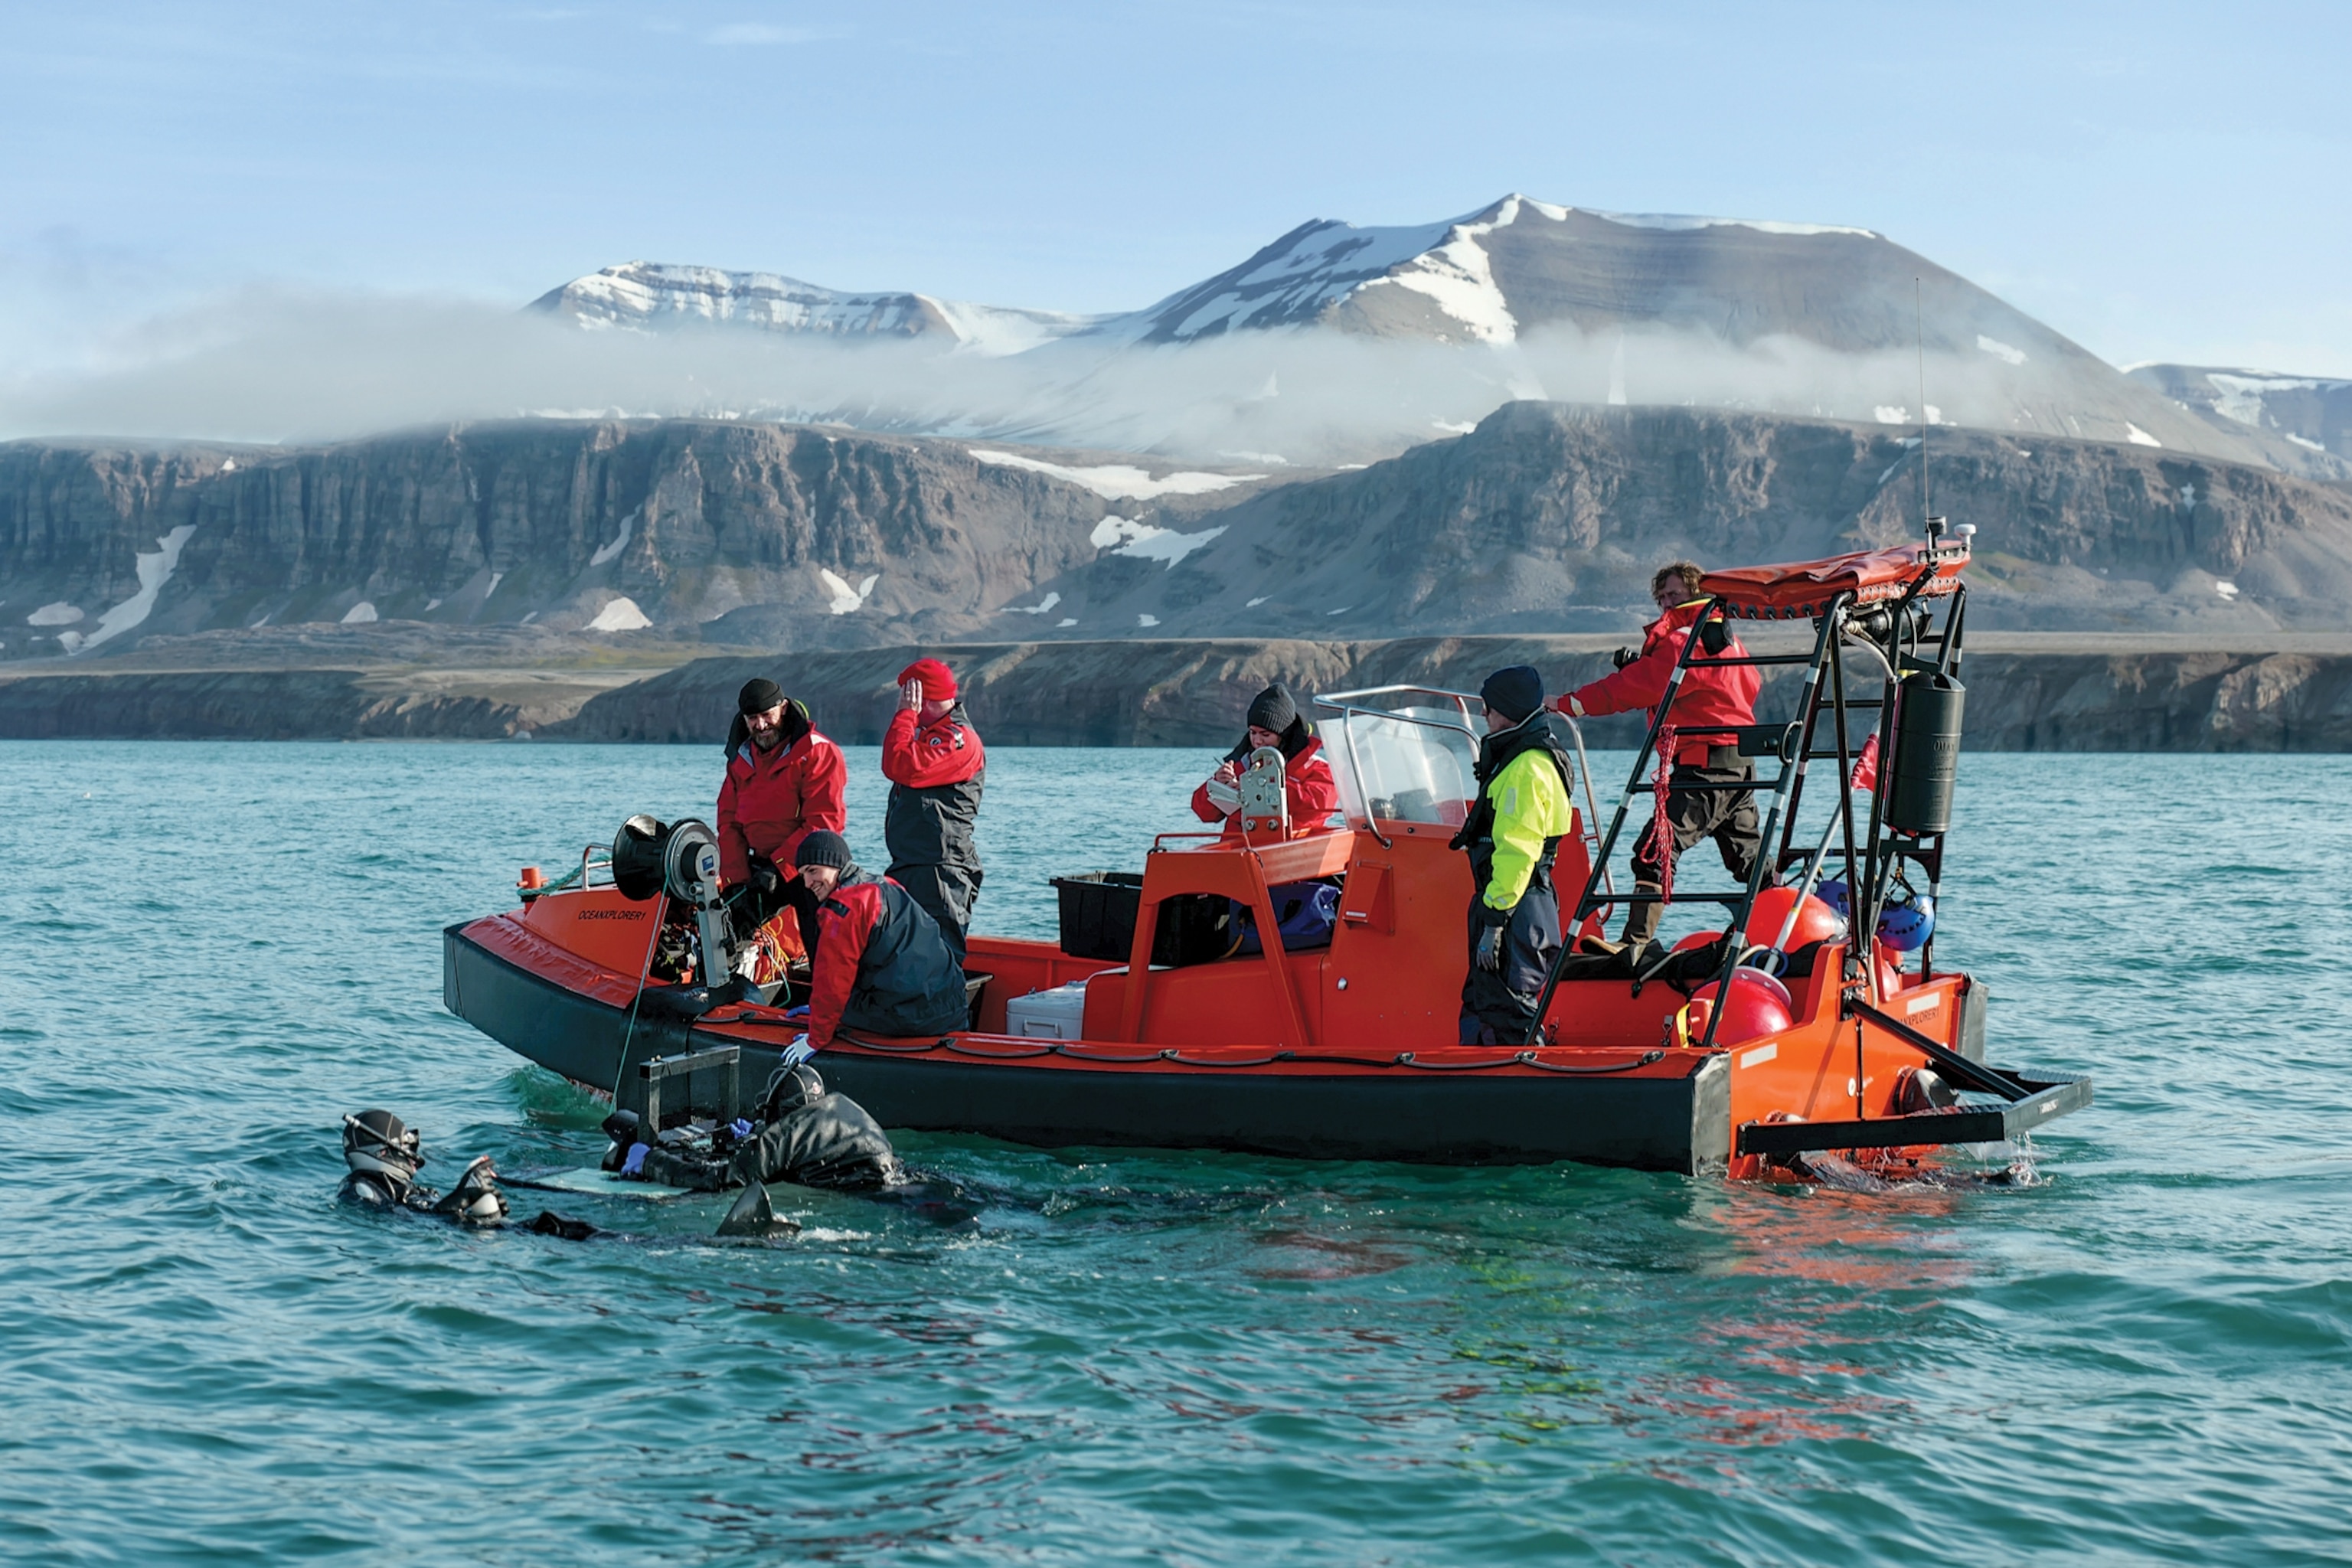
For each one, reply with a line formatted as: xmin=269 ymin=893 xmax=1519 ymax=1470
xmin=880 ymin=657 xmax=985 ymax=962
xmin=718 ymin=678 xmax=848 ymax=952
xmin=792 ymin=831 xmax=971 ymax=1049
xmin=1558 ymin=562 xmax=1763 ymax=947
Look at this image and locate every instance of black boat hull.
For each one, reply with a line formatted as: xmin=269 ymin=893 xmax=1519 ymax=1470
xmin=446 ymin=922 xmax=1733 ymax=1172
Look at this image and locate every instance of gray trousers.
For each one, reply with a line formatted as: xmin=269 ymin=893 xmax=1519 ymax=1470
xmin=1459 ymin=861 xmax=1561 ymax=1047
xmin=887 ymin=860 xmax=982 ymax=962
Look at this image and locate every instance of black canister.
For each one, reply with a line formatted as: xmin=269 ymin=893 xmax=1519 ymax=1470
xmin=1884 ymin=672 xmax=1965 ymax=835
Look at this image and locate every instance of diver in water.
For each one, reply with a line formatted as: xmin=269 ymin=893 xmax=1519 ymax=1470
xmin=338 ymin=1109 xmax=511 ymax=1226
xmin=607 ymin=1062 xmax=976 ymax=1230
xmin=606 ymin=1061 xmax=901 ymax=1194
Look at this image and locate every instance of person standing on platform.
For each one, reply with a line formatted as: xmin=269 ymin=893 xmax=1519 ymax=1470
xmin=1452 ymin=666 xmax=1578 ymax=1046
xmin=718 ymin=677 xmax=848 ymax=955
xmin=880 ymin=657 xmax=986 ymax=962
xmin=1556 ymin=561 xmax=1762 ymax=949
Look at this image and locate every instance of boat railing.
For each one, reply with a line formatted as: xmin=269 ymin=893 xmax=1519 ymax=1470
xmin=520 ymin=845 xmax=617 ymax=901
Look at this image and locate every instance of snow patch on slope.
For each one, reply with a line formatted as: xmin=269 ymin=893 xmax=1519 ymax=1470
xmin=2126 ymin=423 xmax=2162 ymax=447
xmin=819 ymin=568 xmax=879 ymax=614
xmin=2204 ymin=371 xmax=2333 ymax=427
xmin=1576 ymin=209 xmax=1877 ymax=238
xmin=27 ymin=602 xmax=83 ymax=626
xmin=972 ymin=449 xmax=1260 ymax=500
xmin=341 ymin=601 xmax=378 ymax=624
xmin=78 ymin=524 xmax=197 ymax=652
xmin=587 ymin=596 xmax=652 ymax=632
xmin=1977 ymin=335 xmax=2028 ymax=366
xmin=1088 ymin=514 xmax=1226 ymax=567
xmin=590 ymin=509 xmax=635 ymax=566
xmin=1367 ymin=196 xmax=1523 ymax=345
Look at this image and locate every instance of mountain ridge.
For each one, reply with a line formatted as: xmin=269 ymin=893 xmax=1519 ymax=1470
xmin=524 ymin=194 xmax=2297 ymax=472
xmin=10 ymin=405 xmax=2352 ymax=665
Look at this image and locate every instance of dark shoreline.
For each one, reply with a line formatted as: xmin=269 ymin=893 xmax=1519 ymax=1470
xmin=6 ymin=634 xmax=2352 ymax=750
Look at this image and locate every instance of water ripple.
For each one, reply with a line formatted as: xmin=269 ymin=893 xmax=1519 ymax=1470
xmin=5 ymin=742 xmax=2351 ymax=1563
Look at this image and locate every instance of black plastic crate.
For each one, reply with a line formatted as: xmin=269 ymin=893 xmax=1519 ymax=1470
xmin=1052 ymin=873 xmax=1233 ymax=966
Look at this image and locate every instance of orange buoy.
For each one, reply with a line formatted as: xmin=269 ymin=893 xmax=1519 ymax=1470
xmin=1743 ymin=886 xmax=1844 ymax=949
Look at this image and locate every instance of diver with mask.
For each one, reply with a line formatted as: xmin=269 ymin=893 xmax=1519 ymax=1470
xmin=338 ymin=1109 xmax=511 ymax=1226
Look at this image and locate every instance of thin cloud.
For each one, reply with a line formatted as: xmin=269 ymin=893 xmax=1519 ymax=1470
xmin=0 ymin=280 xmax=2099 ymax=466
xmin=704 ymin=22 xmax=823 ymax=45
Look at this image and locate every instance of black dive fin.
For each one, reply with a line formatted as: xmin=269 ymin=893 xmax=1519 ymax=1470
xmin=716 ymin=1179 xmax=799 ymax=1238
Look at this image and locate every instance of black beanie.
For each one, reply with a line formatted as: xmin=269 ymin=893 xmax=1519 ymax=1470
xmin=1480 ymin=666 xmax=1544 ymax=725
xmin=793 ymin=830 xmax=854 ymax=871
xmin=1245 ymin=684 xmax=1298 ymax=733
xmin=738 ymin=678 xmax=784 ymax=716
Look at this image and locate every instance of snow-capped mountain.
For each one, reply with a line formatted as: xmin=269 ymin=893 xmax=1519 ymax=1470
xmin=2128 ymin=363 xmax=2351 ymax=470
xmin=525 ymin=196 xmax=2288 ymax=469
xmin=531 ymin=261 xmax=1106 ymax=357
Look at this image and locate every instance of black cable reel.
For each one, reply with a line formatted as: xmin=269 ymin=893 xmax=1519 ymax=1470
xmin=610 ymin=813 xmax=734 ymax=988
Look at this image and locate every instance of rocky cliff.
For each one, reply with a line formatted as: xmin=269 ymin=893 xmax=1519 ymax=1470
xmin=0 ymin=421 xmax=1263 ymax=658
xmin=1017 ymin=403 xmax=2352 ymax=638
xmin=8 ymin=406 xmax=2352 ymax=671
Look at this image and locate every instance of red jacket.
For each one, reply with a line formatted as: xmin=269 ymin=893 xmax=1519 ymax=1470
xmin=1191 ymin=737 xmax=1342 ymax=839
xmin=881 ymin=706 xmax=985 ymax=789
xmin=717 ymin=727 xmax=848 ymax=884
xmin=1560 ymin=599 xmax=1760 ymax=766
xmin=806 ymin=878 xmax=885 ymax=1049
xmin=805 ymin=874 xmax=967 ymax=1047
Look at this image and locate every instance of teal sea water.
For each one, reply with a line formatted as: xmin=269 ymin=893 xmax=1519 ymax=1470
xmin=5 ymin=740 xmax=2350 ymax=1564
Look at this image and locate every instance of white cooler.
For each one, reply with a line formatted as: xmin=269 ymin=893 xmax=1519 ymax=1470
xmin=1004 ymin=979 xmax=1090 ymax=1040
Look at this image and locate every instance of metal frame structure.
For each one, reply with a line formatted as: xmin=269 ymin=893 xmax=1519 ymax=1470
xmin=1531 ymin=540 xmax=1975 ymax=1071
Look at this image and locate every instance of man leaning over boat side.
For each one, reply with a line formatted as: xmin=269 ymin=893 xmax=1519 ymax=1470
xmin=1555 ymin=560 xmax=1762 ymax=950
xmin=1452 ymin=666 xmax=1578 ymax=1047
xmin=717 ymin=677 xmax=849 ymax=956
xmin=880 ymin=657 xmax=986 ymax=964
xmin=792 ymin=831 xmax=971 ymax=1050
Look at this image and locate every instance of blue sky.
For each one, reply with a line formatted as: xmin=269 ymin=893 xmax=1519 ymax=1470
xmin=4 ymin=0 xmax=2347 ymax=376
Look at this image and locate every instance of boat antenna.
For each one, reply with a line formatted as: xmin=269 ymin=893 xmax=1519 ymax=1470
xmin=1916 ymin=276 xmax=1941 ymax=545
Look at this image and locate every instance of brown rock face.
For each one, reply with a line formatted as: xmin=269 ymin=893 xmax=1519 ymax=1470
xmin=7 ymin=406 xmax=2351 ymax=669
xmin=0 ymin=420 xmax=1139 ymax=654
xmin=1024 ymin=403 xmax=2352 ymax=637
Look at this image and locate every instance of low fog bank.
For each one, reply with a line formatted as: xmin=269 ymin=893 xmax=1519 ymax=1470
xmin=0 ymin=284 xmax=2138 ymax=464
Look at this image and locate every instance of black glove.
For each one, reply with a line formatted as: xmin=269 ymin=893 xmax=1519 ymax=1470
xmin=1474 ymin=923 xmax=1505 ymax=972
xmin=1611 ymin=646 xmax=1636 ymax=669
xmin=748 ymin=858 xmax=782 ymax=897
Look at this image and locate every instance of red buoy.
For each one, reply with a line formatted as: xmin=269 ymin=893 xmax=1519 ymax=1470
xmin=1743 ymin=886 xmax=1844 ymax=949
xmin=1688 ymin=969 xmax=1796 ymax=1044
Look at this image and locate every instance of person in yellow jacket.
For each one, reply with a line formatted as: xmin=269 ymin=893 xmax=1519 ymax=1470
xmin=1449 ymin=665 xmax=1578 ymax=1045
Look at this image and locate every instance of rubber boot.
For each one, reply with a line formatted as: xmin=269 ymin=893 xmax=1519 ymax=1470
xmin=1619 ymin=880 xmax=1666 ymax=946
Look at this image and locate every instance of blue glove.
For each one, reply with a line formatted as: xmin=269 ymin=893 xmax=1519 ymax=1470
xmin=780 ymin=1036 xmax=814 ymax=1067
xmin=783 ymin=1004 xmax=810 ymax=1021
xmin=1475 ymin=923 xmax=1504 ymax=972
xmin=619 ymin=1142 xmax=648 ymax=1178
xmin=728 ymin=1118 xmax=754 ymax=1140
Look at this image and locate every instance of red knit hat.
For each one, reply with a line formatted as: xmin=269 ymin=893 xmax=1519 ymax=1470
xmin=897 ymin=657 xmax=956 ymax=700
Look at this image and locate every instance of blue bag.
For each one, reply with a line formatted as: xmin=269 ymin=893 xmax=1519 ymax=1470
xmin=1231 ymin=880 xmax=1342 ymax=956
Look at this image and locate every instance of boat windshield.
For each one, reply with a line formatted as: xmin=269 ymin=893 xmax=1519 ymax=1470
xmin=1312 ymin=688 xmax=1485 ymax=828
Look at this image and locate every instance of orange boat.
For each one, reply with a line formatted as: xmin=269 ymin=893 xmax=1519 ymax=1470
xmin=443 ymin=523 xmax=2088 ymax=1174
